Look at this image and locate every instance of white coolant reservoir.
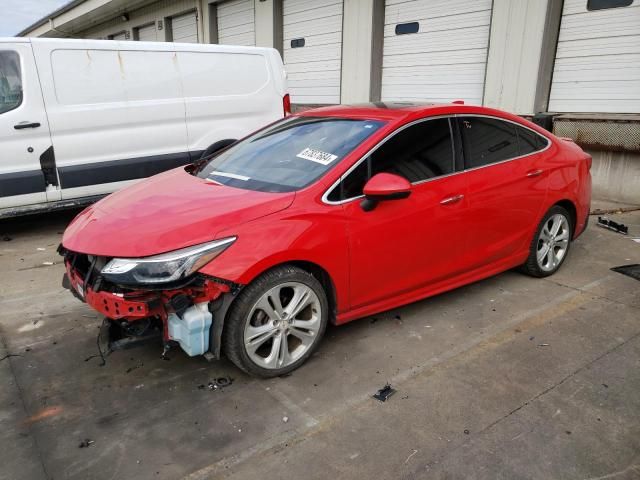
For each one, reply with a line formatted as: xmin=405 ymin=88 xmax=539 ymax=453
xmin=167 ymin=302 xmax=212 ymax=357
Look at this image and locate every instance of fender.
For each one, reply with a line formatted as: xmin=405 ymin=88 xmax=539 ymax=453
xmin=199 ymin=207 xmax=350 ymax=313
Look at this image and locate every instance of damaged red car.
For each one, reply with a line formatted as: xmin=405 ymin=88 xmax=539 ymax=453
xmin=60 ymin=103 xmax=592 ymax=377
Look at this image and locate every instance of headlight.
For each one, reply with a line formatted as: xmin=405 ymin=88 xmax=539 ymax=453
xmin=101 ymin=237 xmax=236 ymax=285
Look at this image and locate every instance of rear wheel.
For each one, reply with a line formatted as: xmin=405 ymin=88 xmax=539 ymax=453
xmin=521 ymin=206 xmax=572 ymax=277
xmin=222 ymin=265 xmax=328 ymax=377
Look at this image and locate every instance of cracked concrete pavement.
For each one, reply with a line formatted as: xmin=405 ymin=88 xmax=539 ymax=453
xmin=0 ymin=208 xmax=639 ymax=480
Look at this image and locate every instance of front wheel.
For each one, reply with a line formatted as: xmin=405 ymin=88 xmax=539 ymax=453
xmin=222 ymin=265 xmax=328 ymax=378
xmin=521 ymin=205 xmax=573 ymax=277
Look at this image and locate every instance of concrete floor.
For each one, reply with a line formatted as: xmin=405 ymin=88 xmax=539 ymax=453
xmin=0 ymin=208 xmax=639 ymax=480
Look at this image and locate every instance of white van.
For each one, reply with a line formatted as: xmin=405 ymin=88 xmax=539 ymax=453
xmin=0 ymin=38 xmax=289 ymax=217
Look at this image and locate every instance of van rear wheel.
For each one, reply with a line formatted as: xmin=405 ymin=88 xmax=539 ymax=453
xmin=199 ymin=139 xmax=237 ymax=160
xmin=222 ymin=265 xmax=328 ymax=378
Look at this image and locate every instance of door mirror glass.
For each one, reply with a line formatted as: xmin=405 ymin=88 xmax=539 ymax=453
xmin=361 ymin=173 xmax=411 ymax=211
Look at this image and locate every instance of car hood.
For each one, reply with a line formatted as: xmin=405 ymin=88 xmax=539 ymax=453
xmin=62 ymin=168 xmax=295 ymax=257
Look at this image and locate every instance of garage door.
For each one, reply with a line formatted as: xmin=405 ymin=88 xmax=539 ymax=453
xmin=381 ymin=0 xmax=492 ymax=104
xmin=172 ymin=11 xmax=198 ymax=43
xmin=110 ymin=31 xmax=127 ymax=41
xmin=136 ymin=23 xmax=157 ymax=42
xmin=283 ymin=0 xmax=343 ymax=104
xmin=217 ymin=0 xmax=255 ymax=46
xmin=549 ymin=0 xmax=640 ymax=113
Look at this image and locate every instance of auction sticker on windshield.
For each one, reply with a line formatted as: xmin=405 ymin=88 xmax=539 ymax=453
xmin=296 ymin=147 xmax=338 ymax=165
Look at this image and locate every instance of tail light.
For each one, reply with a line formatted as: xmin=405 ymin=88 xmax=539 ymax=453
xmin=283 ymin=94 xmax=291 ymax=116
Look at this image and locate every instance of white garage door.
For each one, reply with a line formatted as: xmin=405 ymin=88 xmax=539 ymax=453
xmin=217 ymin=0 xmax=255 ymax=46
xmin=172 ymin=11 xmax=198 ymax=43
xmin=110 ymin=31 xmax=127 ymax=41
xmin=381 ymin=0 xmax=492 ymax=104
xmin=283 ymin=0 xmax=343 ymax=104
xmin=137 ymin=23 xmax=157 ymax=42
xmin=549 ymin=0 xmax=640 ymax=113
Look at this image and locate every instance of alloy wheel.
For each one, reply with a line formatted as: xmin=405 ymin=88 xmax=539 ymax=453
xmin=536 ymin=213 xmax=570 ymax=272
xmin=243 ymin=282 xmax=322 ymax=370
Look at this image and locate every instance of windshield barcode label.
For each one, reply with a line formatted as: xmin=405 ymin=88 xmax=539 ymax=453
xmin=296 ymin=147 xmax=338 ymax=165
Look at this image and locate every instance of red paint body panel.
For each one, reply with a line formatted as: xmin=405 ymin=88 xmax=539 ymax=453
xmin=62 ymin=168 xmax=294 ymax=257
xmin=62 ymin=103 xmax=592 ymax=328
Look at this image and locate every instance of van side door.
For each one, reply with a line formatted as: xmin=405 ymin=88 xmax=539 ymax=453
xmin=31 ymin=43 xmax=189 ymax=201
xmin=0 ymin=43 xmax=54 ymax=211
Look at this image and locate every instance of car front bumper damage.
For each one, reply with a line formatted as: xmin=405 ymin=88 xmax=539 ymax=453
xmin=59 ymin=246 xmax=240 ymax=359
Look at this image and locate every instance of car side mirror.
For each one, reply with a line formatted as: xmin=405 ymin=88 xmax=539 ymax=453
xmin=361 ymin=173 xmax=412 ymax=212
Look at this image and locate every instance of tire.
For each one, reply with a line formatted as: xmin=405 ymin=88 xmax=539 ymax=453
xmin=222 ymin=265 xmax=329 ymax=378
xmin=521 ymin=205 xmax=573 ymax=278
xmin=199 ymin=139 xmax=237 ymax=160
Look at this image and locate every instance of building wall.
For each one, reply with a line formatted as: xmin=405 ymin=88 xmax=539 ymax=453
xmin=18 ymin=0 xmax=640 ymax=205
xmin=78 ymin=0 xmax=199 ymax=41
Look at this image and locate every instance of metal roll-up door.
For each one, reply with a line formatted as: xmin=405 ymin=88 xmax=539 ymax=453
xmin=110 ymin=31 xmax=127 ymax=41
xmin=172 ymin=10 xmax=198 ymax=43
xmin=217 ymin=0 xmax=255 ymax=46
xmin=549 ymin=0 xmax=640 ymax=113
xmin=381 ymin=0 xmax=492 ymax=104
xmin=283 ymin=0 xmax=343 ymax=104
xmin=137 ymin=23 xmax=158 ymax=42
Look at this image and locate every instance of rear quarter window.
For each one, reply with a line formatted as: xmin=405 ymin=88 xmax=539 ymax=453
xmin=516 ymin=125 xmax=549 ymax=156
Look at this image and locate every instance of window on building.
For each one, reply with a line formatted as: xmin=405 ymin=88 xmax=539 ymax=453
xmin=516 ymin=126 xmax=549 ymax=156
xmin=0 ymin=51 xmax=22 ymax=115
xmin=459 ymin=117 xmax=519 ymax=169
xmin=395 ymin=22 xmax=419 ymax=35
xmin=587 ymin=0 xmax=633 ymax=11
xmin=328 ymin=118 xmax=455 ymax=201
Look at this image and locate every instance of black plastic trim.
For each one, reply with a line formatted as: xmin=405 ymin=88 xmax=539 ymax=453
xmin=0 ymin=170 xmax=45 ymax=197
xmin=58 ymin=151 xmax=192 ymax=188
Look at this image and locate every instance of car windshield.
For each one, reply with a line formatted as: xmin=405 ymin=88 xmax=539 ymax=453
xmin=195 ymin=116 xmax=386 ymax=193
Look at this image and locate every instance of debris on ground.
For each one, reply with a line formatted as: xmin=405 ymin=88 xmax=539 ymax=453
xmin=597 ymin=217 xmax=629 ymax=235
xmin=282 ymin=416 xmax=289 ymax=423
xmin=464 ymin=429 xmax=470 ymax=435
xmin=404 ymin=449 xmax=418 ymax=464
xmin=198 ymin=377 xmax=234 ymax=391
xmin=611 ymin=264 xmax=640 ymax=281
xmin=373 ymin=384 xmax=397 ymax=402
xmin=37 ymin=247 xmax=46 ymax=251
xmin=0 ymin=354 xmax=22 ymax=362
xmin=2 ymin=235 xmax=12 ymax=241
xmin=42 ymin=261 xmax=55 ymax=266
xmin=125 ymin=362 xmax=144 ymax=374
xmin=538 ymin=343 xmax=550 ymax=347
xmin=78 ymin=439 xmax=94 ymax=448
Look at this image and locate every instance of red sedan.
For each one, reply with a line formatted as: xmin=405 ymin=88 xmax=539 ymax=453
xmin=60 ymin=103 xmax=592 ymax=377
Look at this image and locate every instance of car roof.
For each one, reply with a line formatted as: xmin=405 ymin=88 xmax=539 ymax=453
xmin=296 ymin=102 xmax=551 ymax=137
xmin=297 ymin=102 xmax=447 ymax=121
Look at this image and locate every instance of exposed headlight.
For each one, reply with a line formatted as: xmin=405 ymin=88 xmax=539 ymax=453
xmin=101 ymin=237 xmax=236 ymax=285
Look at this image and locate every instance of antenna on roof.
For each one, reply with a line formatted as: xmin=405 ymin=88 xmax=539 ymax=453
xmin=452 ymin=99 xmax=465 ymax=105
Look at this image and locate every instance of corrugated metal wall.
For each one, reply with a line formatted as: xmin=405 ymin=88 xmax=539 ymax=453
xmin=549 ymin=0 xmax=640 ymax=113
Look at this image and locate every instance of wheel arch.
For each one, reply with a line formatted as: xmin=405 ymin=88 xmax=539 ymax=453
xmin=209 ymin=259 xmax=339 ymax=360
xmin=552 ymin=199 xmax=578 ymax=237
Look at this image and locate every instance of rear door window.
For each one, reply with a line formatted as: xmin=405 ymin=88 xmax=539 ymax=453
xmin=0 ymin=51 xmax=22 ymax=114
xmin=458 ymin=117 xmax=519 ymax=169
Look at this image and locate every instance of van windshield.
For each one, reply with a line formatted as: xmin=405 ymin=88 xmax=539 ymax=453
xmin=0 ymin=51 xmax=22 ymax=115
xmin=195 ymin=116 xmax=386 ymax=193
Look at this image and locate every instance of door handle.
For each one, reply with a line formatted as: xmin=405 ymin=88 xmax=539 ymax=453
xmin=526 ymin=169 xmax=543 ymax=178
xmin=14 ymin=122 xmax=41 ymax=130
xmin=440 ymin=194 xmax=464 ymax=205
